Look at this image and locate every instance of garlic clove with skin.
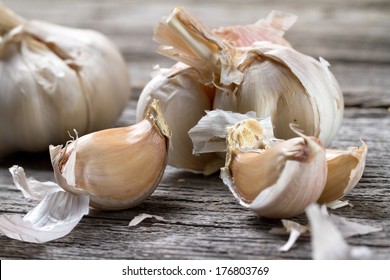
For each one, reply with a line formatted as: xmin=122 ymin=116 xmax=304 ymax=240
xmin=221 ymin=121 xmax=327 ymax=219
xmin=50 ymin=100 xmax=171 ymax=211
xmin=318 ymin=141 xmax=368 ymax=204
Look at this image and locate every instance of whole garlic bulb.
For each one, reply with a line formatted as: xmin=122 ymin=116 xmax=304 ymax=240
xmin=0 ymin=4 xmax=131 ymax=155
xmin=154 ymin=7 xmax=343 ymax=147
xmin=140 ymin=8 xmax=344 ymax=174
xmin=50 ymin=100 xmax=171 ymax=211
xmin=137 ymin=8 xmax=298 ymax=174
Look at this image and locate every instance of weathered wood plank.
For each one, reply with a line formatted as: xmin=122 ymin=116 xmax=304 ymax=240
xmin=0 ymin=0 xmax=389 ymax=260
xmin=0 ymin=106 xmax=389 ymax=259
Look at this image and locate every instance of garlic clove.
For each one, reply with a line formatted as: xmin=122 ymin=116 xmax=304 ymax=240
xmin=318 ymin=141 xmax=368 ymax=204
xmin=222 ymin=121 xmax=327 ymax=218
xmin=50 ymin=100 xmax=171 ymax=210
xmin=214 ymin=10 xmax=297 ymax=48
xmin=136 ymin=65 xmax=223 ymax=175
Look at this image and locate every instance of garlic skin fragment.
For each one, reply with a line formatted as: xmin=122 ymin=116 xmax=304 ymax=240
xmin=136 ymin=65 xmax=223 ymax=175
xmin=0 ymin=191 xmax=89 ymax=243
xmin=306 ymin=204 xmax=373 ymax=260
xmin=318 ymin=141 xmax=368 ymax=204
xmin=0 ymin=4 xmax=131 ymax=155
xmin=50 ymin=100 xmax=171 ymax=211
xmin=221 ymin=121 xmax=327 ymax=218
xmin=214 ymin=10 xmax=297 ymax=48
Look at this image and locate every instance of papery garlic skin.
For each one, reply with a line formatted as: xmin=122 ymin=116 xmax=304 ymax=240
xmin=221 ymin=120 xmax=327 ymax=218
xmin=318 ymin=141 xmax=368 ymax=204
xmin=214 ymin=10 xmax=296 ymax=48
xmin=0 ymin=4 xmax=131 ymax=155
xmin=136 ymin=65 xmax=223 ymax=175
xmin=50 ymin=100 xmax=171 ymax=210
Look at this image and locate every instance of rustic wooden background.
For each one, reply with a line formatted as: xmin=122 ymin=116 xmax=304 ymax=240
xmin=0 ymin=0 xmax=389 ymax=259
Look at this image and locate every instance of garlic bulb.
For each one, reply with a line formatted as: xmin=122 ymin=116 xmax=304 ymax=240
xmin=50 ymin=99 xmax=171 ymax=210
xmin=137 ymin=8 xmax=297 ymax=174
xmin=153 ymin=7 xmax=343 ymax=149
xmin=221 ymin=119 xmax=327 ymax=218
xmin=0 ymin=4 xmax=131 ymax=155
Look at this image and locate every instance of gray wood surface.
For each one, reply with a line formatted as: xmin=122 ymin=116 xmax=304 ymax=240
xmin=0 ymin=0 xmax=389 ymax=259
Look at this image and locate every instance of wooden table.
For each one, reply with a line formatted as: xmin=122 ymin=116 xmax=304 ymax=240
xmin=1 ymin=0 xmax=389 ymax=259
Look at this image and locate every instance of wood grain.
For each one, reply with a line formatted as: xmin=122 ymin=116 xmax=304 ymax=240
xmin=0 ymin=0 xmax=389 ymax=260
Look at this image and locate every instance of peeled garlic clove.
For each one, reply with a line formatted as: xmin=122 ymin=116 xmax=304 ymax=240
xmin=318 ymin=141 xmax=368 ymax=204
xmin=0 ymin=4 xmax=131 ymax=155
xmin=50 ymin=100 xmax=171 ymax=210
xmin=222 ymin=121 xmax=327 ymax=218
xmin=136 ymin=64 xmax=223 ymax=175
xmin=214 ymin=10 xmax=297 ymax=48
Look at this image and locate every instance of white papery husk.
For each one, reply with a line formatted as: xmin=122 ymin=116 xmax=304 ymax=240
xmin=306 ymin=204 xmax=376 ymax=259
xmin=213 ymin=10 xmax=296 ymax=48
xmin=136 ymin=65 xmax=222 ymax=175
xmin=271 ymin=206 xmax=382 ymax=253
xmin=189 ymin=110 xmax=274 ymax=154
xmin=0 ymin=4 xmax=131 ymax=154
xmin=0 ymin=166 xmax=89 ymax=243
xmin=137 ymin=8 xmax=297 ymax=174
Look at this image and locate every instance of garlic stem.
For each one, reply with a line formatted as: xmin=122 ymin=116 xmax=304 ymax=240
xmin=166 ymin=8 xmax=219 ymax=72
xmin=155 ymin=7 xmax=241 ymax=86
xmin=0 ymin=4 xmax=24 ymax=35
